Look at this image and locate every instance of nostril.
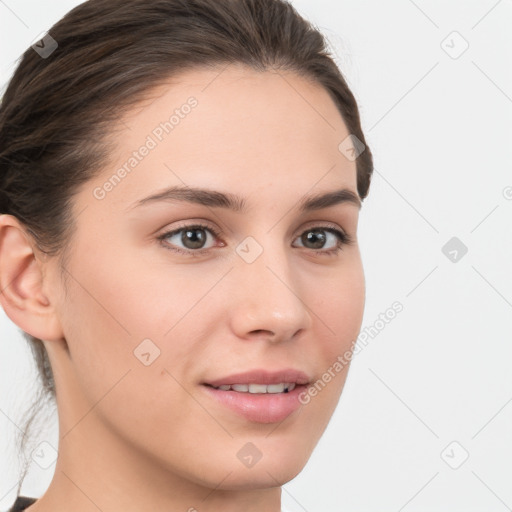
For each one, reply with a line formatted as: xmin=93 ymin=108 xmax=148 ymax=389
xmin=250 ymin=329 xmax=276 ymax=337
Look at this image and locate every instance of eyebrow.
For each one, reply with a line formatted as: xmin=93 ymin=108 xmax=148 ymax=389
xmin=127 ymin=185 xmax=362 ymax=212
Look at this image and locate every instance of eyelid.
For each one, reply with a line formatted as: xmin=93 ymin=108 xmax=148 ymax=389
xmin=295 ymin=220 xmax=353 ymax=242
xmin=156 ymin=222 xmax=223 ymax=255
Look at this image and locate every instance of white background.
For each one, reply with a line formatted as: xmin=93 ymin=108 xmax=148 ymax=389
xmin=1 ymin=1 xmax=511 ymax=511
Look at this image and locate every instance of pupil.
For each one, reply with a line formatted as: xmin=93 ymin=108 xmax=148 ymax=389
xmin=303 ymin=229 xmax=326 ymax=249
xmin=182 ymin=228 xmax=206 ymax=249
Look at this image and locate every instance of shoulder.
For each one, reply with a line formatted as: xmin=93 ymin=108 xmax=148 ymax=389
xmin=8 ymin=496 xmax=37 ymax=512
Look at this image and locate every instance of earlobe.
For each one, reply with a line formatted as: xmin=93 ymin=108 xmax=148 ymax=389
xmin=0 ymin=214 xmax=64 ymax=342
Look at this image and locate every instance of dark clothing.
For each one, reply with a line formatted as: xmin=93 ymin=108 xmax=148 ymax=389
xmin=8 ymin=496 xmax=37 ymax=511
xmin=7 ymin=495 xmax=291 ymax=511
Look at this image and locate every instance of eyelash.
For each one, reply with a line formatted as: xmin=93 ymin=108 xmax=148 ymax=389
xmin=156 ymin=222 xmax=354 ymax=258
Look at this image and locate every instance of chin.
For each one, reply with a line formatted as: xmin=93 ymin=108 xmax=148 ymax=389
xmin=217 ymin=463 xmax=306 ymax=491
xmin=212 ymin=444 xmax=311 ymax=490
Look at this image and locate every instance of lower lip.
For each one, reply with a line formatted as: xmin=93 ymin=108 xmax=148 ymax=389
xmin=201 ymin=384 xmax=307 ymax=424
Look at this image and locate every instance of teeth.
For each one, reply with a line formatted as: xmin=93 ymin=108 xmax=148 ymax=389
xmin=215 ymin=383 xmax=296 ymax=394
xmin=267 ymin=383 xmax=286 ymax=393
xmin=249 ymin=384 xmax=268 ymax=393
xmin=231 ymin=384 xmax=249 ymax=392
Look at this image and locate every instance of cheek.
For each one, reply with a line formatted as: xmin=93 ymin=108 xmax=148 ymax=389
xmin=57 ymin=257 xmax=156 ymax=402
xmin=313 ymin=258 xmax=365 ymax=352
xmin=59 ymin=269 xmax=194 ymax=444
xmin=301 ymin=258 xmax=365 ymax=415
xmin=59 ymin=250 xmax=206 ymax=403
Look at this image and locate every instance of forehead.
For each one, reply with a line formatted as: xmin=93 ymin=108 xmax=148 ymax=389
xmin=83 ymin=64 xmax=358 ymax=215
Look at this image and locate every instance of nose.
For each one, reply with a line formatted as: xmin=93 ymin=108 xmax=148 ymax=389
xmin=228 ymin=242 xmax=312 ymax=343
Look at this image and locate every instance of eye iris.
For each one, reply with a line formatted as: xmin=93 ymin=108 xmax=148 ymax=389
xmin=182 ymin=228 xmax=207 ymax=249
xmin=302 ymin=229 xmax=326 ymax=249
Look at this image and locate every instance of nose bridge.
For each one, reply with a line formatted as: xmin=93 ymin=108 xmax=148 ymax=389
xmin=229 ymin=234 xmax=312 ymax=340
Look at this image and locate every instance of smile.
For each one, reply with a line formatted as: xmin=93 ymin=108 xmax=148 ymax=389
xmin=209 ymin=382 xmax=297 ymax=393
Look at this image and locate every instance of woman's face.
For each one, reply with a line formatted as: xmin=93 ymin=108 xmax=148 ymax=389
xmin=45 ymin=64 xmax=365 ymax=491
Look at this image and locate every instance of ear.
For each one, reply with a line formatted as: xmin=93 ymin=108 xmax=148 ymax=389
xmin=0 ymin=214 xmax=64 ymax=342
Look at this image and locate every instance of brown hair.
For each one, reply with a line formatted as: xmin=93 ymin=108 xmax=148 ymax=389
xmin=0 ymin=0 xmax=373 ymax=494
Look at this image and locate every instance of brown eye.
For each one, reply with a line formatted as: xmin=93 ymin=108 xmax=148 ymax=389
xmin=158 ymin=224 xmax=221 ymax=254
xmin=301 ymin=229 xmax=328 ymax=249
xmin=293 ymin=226 xmax=352 ymax=255
xmin=177 ymin=227 xmax=209 ymax=249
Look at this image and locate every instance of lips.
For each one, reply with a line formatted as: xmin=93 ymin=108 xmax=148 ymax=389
xmin=201 ymin=368 xmax=311 ymax=423
xmin=203 ymin=368 xmax=311 ymax=388
xmin=213 ymin=382 xmax=297 ymax=393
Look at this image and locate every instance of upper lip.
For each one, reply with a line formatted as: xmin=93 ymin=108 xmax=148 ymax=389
xmin=204 ymin=369 xmax=311 ymax=387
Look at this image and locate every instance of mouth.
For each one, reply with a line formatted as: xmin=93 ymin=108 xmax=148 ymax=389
xmin=201 ymin=368 xmax=311 ymax=424
xmin=205 ymin=382 xmax=298 ymax=393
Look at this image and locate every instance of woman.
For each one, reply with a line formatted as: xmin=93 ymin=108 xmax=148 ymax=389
xmin=0 ymin=0 xmax=373 ymax=510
